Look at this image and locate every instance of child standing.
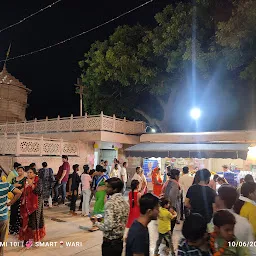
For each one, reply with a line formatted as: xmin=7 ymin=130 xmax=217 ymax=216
xmin=210 ymin=210 xmax=249 ymax=256
xmin=126 ymin=180 xmax=141 ymax=228
xmin=178 ymin=213 xmax=211 ymax=256
xmin=154 ymin=199 xmax=176 ymax=256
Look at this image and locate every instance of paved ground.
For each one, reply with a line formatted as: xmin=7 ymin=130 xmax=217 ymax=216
xmin=5 ymin=200 xmax=182 ymax=256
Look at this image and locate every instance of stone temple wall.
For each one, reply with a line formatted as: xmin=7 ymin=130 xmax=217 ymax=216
xmin=0 ymin=141 xmax=95 ymax=176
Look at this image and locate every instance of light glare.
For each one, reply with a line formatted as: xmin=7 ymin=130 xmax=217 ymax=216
xmin=190 ymin=108 xmax=201 ymax=120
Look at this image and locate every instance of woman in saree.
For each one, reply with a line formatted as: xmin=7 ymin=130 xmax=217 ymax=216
xmin=93 ymin=165 xmax=109 ymax=215
xmin=9 ymin=166 xmax=26 ymax=235
xmin=19 ymin=168 xmax=46 ymax=245
xmin=151 ymin=167 xmax=163 ymax=197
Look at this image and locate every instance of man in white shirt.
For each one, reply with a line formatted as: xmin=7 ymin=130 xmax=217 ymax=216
xmin=111 ymin=158 xmax=121 ymax=177
xmin=120 ymin=162 xmax=128 ymax=195
xmin=215 ymin=185 xmax=256 ymax=256
xmin=179 ymin=166 xmax=193 ymax=219
xmin=221 ymin=164 xmax=233 ymax=177
xmin=103 ymin=160 xmax=110 ymax=176
xmin=131 ymin=167 xmax=143 ymax=192
xmin=222 ymin=164 xmax=231 ymax=172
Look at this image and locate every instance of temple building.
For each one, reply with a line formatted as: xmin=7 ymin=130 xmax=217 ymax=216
xmin=0 ymin=65 xmax=255 ymax=187
xmin=0 ymin=65 xmax=31 ymax=122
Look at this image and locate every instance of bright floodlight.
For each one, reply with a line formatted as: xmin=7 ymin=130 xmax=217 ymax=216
xmin=190 ymin=108 xmax=201 ymax=120
xmin=151 ymin=128 xmax=156 ymax=133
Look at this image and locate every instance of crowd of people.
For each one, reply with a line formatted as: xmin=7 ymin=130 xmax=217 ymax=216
xmin=0 ymin=162 xmax=46 ymax=256
xmin=94 ymin=165 xmax=256 ymax=256
xmin=1 ymin=158 xmax=256 ymax=256
xmin=0 ymin=156 xmax=144 ymax=254
xmin=0 ymin=156 xmax=75 ymax=256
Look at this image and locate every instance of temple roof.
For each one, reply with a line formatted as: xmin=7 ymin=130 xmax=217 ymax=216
xmin=0 ymin=65 xmax=23 ymax=86
xmin=0 ymin=65 xmax=31 ymax=92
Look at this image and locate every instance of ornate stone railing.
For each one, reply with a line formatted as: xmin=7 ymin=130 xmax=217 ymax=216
xmin=0 ymin=112 xmax=145 ymax=135
xmin=0 ymin=134 xmax=79 ymax=156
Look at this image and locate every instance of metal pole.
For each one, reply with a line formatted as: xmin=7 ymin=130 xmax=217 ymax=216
xmin=80 ymin=94 xmax=83 ymax=117
xmin=79 ymin=84 xmax=83 ymax=116
xmin=75 ymin=78 xmax=84 ymax=117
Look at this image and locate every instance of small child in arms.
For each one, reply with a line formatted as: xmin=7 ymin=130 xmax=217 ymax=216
xmin=210 ymin=210 xmax=249 ymax=256
xmin=154 ymin=199 xmax=176 ymax=256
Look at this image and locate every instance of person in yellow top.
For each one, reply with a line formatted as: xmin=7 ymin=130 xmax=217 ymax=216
xmin=1 ymin=176 xmax=14 ymax=200
xmin=6 ymin=162 xmax=21 ymax=183
xmin=234 ymin=182 xmax=256 ymax=239
xmin=154 ymin=199 xmax=177 ymax=256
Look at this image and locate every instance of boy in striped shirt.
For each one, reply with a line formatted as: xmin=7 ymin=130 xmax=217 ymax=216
xmin=0 ymin=179 xmax=21 ymax=256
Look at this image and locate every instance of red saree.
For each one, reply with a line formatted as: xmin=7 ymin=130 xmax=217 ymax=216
xmin=152 ymin=168 xmax=163 ymax=197
xmin=19 ymin=176 xmax=46 ymax=241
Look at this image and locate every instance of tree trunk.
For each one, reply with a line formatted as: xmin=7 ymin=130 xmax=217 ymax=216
xmin=134 ymin=91 xmax=178 ymax=133
xmin=157 ymin=90 xmax=178 ymax=132
xmin=155 ymin=119 xmax=169 ymax=133
xmin=248 ymin=84 xmax=256 ymax=129
xmin=134 ymin=108 xmax=168 ymax=132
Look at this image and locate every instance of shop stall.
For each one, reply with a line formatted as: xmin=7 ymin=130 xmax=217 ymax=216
xmin=125 ymin=142 xmax=256 ymax=187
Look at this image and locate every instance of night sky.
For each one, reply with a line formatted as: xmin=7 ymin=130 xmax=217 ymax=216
xmin=0 ymin=0 xmax=168 ymax=120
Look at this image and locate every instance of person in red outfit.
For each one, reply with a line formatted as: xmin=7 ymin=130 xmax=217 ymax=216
xmin=152 ymin=167 xmax=163 ymax=197
xmin=126 ymin=180 xmax=141 ymax=228
xmin=19 ymin=168 xmax=46 ymax=246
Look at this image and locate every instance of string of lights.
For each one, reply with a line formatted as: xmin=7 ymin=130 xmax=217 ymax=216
xmin=0 ymin=0 xmax=63 ymax=34
xmin=0 ymin=0 xmax=154 ymax=63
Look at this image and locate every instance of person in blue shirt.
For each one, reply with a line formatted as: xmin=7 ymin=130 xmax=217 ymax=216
xmin=126 ymin=193 xmax=159 ymax=256
xmin=0 ymin=177 xmax=22 ymax=255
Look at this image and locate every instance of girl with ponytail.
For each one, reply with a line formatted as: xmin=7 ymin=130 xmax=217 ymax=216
xmin=126 ymin=180 xmax=141 ymax=228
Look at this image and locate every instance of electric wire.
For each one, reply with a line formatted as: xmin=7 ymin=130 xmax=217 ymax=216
xmin=0 ymin=0 xmax=63 ymax=33
xmin=0 ymin=0 xmax=154 ymax=63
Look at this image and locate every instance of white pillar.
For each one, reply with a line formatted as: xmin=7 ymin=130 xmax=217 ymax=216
xmin=113 ymin=114 xmax=116 ymax=132
xmin=100 ymin=111 xmax=104 ymax=130
xmin=15 ymin=132 xmax=20 ymax=156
